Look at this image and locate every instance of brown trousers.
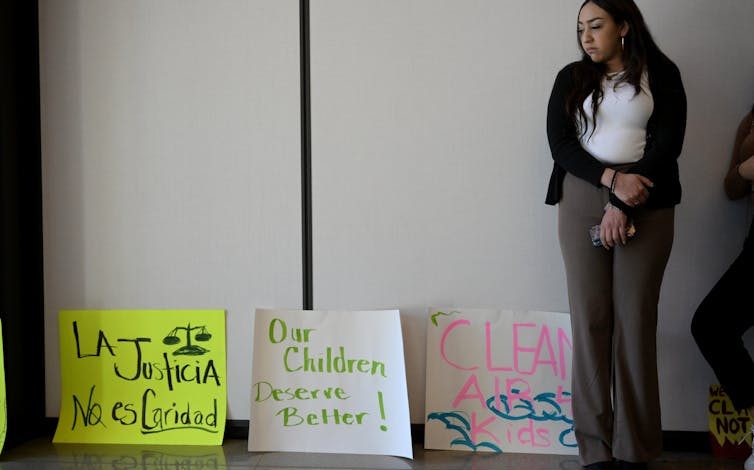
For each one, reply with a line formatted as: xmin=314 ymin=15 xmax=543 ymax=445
xmin=558 ymin=172 xmax=674 ymax=465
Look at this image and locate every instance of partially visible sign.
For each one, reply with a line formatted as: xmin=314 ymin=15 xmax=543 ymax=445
xmin=708 ymin=384 xmax=752 ymax=448
xmin=0 ymin=319 xmax=6 ymax=453
xmin=249 ymin=309 xmax=412 ymax=458
xmin=425 ymin=308 xmax=577 ymax=455
xmin=54 ymin=310 xmax=226 ymax=445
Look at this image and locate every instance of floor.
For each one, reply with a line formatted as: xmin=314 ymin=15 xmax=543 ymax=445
xmin=0 ymin=438 xmax=750 ymax=469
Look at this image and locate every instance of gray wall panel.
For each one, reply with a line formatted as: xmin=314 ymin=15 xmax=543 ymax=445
xmin=39 ymin=0 xmax=302 ymax=420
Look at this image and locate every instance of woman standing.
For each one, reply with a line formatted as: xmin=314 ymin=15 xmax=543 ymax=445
xmin=545 ymin=1 xmax=686 ymax=469
xmin=691 ymin=104 xmax=754 ymax=469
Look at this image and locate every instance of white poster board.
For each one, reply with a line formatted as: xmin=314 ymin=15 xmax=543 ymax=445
xmin=425 ymin=308 xmax=576 ymax=455
xmin=249 ymin=309 xmax=413 ymax=458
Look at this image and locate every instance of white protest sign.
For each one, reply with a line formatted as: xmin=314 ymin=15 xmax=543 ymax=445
xmin=249 ymin=309 xmax=412 ymax=458
xmin=424 ymin=308 xmax=576 ymax=455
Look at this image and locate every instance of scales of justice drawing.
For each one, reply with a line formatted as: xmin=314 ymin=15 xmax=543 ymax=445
xmin=162 ymin=323 xmax=212 ymax=356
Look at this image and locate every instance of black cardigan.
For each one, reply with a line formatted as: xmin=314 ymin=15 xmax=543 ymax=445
xmin=545 ymin=53 xmax=687 ymax=216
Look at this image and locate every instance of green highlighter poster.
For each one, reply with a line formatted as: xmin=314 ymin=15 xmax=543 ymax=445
xmin=54 ymin=310 xmax=226 ymax=445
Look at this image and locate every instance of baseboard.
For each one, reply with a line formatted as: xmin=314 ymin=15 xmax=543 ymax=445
xmin=662 ymin=430 xmax=711 ymax=453
xmin=43 ymin=418 xmax=711 ymax=453
xmin=224 ymin=419 xmax=249 ymax=439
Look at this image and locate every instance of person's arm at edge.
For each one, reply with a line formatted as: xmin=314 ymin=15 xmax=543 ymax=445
xmin=724 ymin=112 xmax=754 ymax=199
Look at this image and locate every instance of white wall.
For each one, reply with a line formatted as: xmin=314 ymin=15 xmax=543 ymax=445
xmin=40 ymin=0 xmax=754 ymax=432
xmin=39 ymin=0 xmax=302 ymax=419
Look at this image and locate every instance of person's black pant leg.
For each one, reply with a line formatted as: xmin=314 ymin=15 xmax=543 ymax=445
xmin=691 ymin=223 xmax=754 ymax=410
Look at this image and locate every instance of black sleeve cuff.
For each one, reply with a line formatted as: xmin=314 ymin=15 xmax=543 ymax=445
xmin=609 ymin=192 xmax=634 ymax=218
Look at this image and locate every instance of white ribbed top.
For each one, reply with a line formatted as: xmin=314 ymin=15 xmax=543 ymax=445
xmin=579 ymin=71 xmax=654 ymax=165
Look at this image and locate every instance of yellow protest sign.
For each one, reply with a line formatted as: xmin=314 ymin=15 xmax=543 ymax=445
xmin=708 ymin=384 xmax=752 ymax=447
xmin=0 ymin=319 xmax=6 ymax=454
xmin=54 ymin=310 xmax=226 ymax=445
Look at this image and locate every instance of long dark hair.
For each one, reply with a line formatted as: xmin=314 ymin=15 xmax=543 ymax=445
xmin=567 ymin=0 xmax=665 ymax=137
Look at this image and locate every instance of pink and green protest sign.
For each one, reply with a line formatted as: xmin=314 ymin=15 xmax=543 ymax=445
xmin=425 ymin=308 xmax=576 ymax=455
